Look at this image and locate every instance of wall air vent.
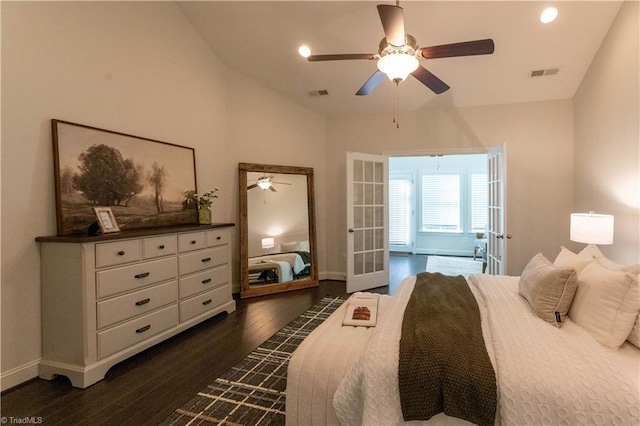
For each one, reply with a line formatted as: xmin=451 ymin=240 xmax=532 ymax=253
xmin=529 ymin=68 xmax=560 ymax=78
xmin=307 ymin=89 xmax=329 ymax=97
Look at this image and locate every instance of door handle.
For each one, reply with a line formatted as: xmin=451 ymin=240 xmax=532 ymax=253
xmin=348 ymin=228 xmax=355 ymax=233
xmin=496 ymin=234 xmax=512 ymax=239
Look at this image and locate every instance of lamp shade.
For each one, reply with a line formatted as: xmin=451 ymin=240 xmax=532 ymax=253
xmin=570 ymin=212 xmax=614 ymax=245
xmin=261 ymin=237 xmax=275 ymax=249
xmin=377 ymin=53 xmax=419 ymax=82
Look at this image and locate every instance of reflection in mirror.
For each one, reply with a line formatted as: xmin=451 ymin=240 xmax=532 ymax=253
xmin=239 ymin=163 xmax=318 ymax=298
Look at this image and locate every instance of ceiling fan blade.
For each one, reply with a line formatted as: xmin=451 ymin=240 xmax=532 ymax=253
xmin=247 ymin=184 xmax=258 ymax=190
xmin=356 ymin=70 xmax=386 ymax=96
xmin=411 ymin=65 xmax=450 ymax=94
xmin=377 ymin=4 xmax=405 ymax=47
xmin=419 ymin=39 xmax=495 ymax=59
xmin=269 ymin=186 xmax=277 ymax=192
xmin=307 ymin=54 xmax=377 ymax=62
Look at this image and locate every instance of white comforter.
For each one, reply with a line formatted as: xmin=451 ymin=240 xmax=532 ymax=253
xmin=249 ymin=252 xmax=306 ymax=274
xmin=333 ymin=274 xmax=640 ymax=425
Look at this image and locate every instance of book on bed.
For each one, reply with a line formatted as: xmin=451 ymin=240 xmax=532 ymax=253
xmin=343 ymin=293 xmax=379 ymax=327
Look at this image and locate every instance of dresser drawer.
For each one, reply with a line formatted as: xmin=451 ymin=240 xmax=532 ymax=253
xmin=96 ymin=257 xmax=178 ymax=299
xmin=179 ymin=285 xmax=230 ymax=322
xmin=97 ymin=305 xmax=178 ymax=359
xmin=96 ymin=240 xmax=141 ymax=269
xmin=97 ymin=280 xmax=178 ymax=329
xmin=178 ymin=246 xmax=227 ymax=276
xmin=178 ymin=232 xmax=206 ymax=253
xmin=143 ymin=235 xmax=177 ymax=259
xmin=179 ymin=264 xmax=229 ymax=299
xmin=207 ymin=228 xmax=230 ymax=247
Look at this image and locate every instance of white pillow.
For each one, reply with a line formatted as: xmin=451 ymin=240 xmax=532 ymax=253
xmin=281 ymin=241 xmax=300 ymax=252
xmin=553 ymin=246 xmax=593 ymax=274
xmin=568 ymin=259 xmax=640 ymax=350
xmin=578 ymin=244 xmax=605 ymax=259
xmin=593 ymin=256 xmax=640 ymax=348
xmin=298 ymin=240 xmax=310 ymax=252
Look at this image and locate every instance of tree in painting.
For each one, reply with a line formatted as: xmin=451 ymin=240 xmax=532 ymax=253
xmin=147 ymin=162 xmax=166 ymax=213
xmin=72 ymin=144 xmax=143 ymax=206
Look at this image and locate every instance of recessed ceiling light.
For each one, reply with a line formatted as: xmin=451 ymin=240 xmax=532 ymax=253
xmin=298 ymin=45 xmax=311 ymax=58
xmin=540 ymin=7 xmax=558 ymax=24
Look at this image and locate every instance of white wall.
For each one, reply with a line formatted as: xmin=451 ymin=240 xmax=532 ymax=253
xmin=0 ymin=1 xmax=326 ymax=390
xmin=573 ymin=0 xmax=639 ymax=264
xmin=325 ymin=99 xmax=575 ymax=278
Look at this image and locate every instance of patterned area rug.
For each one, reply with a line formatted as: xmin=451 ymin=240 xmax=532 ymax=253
xmin=160 ymin=296 xmax=346 ymax=426
xmin=426 ymin=256 xmax=484 ymax=278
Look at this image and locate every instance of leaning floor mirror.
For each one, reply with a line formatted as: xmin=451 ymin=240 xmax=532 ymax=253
xmin=239 ymin=163 xmax=318 ymax=298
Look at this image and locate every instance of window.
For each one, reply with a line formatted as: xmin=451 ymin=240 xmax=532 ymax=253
xmin=471 ymin=173 xmax=488 ymax=232
xmin=421 ymin=173 xmax=460 ymax=232
xmin=389 ymin=176 xmax=411 ymax=245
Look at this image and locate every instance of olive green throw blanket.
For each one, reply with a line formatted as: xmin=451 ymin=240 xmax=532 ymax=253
xmin=398 ymin=272 xmax=497 ymax=426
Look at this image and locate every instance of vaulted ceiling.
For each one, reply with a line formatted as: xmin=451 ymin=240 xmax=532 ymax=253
xmin=178 ymin=1 xmax=622 ymax=117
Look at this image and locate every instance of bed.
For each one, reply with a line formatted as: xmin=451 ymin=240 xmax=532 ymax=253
xmin=248 ymin=260 xmax=292 ymax=284
xmin=286 ymin=248 xmax=640 ymax=425
xmin=248 ymin=249 xmax=311 ymax=283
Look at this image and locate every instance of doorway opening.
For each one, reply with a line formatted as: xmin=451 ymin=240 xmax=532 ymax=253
xmin=389 ymin=153 xmax=488 ymax=282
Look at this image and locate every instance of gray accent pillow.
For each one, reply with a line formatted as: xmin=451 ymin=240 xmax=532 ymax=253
xmin=519 ymin=253 xmax=578 ymax=327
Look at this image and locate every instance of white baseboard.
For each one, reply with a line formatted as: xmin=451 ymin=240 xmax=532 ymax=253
xmin=320 ymin=271 xmax=346 ymax=281
xmin=415 ymin=249 xmax=474 ymax=257
xmin=1 ymin=359 xmax=40 ymax=392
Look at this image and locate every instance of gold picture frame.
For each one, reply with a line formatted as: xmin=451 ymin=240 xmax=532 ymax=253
xmin=51 ymin=119 xmax=198 ymax=236
xmin=93 ymin=207 xmax=120 ymax=234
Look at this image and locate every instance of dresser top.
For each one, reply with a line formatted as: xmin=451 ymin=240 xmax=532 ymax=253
xmin=36 ymin=223 xmax=235 ymax=243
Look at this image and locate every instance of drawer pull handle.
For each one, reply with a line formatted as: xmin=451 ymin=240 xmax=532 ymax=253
xmin=118 ymin=250 xmax=125 ymax=256
xmin=202 ymin=278 xmax=212 ymax=284
xmin=136 ymin=325 xmax=151 ymax=333
xmin=159 ymin=244 xmax=165 ymax=249
xmin=191 ymin=240 xmax=197 ymax=245
xmin=135 ymin=298 xmax=150 ymax=306
xmin=216 ymin=236 xmax=221 ymax=240
xmin=134 ymin=272 xmax=150 ymax=279
xmin=202 ymin=299 xmax=212 ymax=306
xmin=201 ymin=257 xmax=211 ymax=263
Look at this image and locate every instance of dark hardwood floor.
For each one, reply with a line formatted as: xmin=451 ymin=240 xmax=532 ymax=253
xmin=1 ymin=257 xmax=425 ymax=426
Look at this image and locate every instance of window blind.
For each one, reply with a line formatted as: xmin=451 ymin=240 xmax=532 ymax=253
xmin=471 ymin=173 xmax=488 ymax=232
xmin=389 ymin=177 xmax=411 ymax=245
xmin=421 ymin=174 xmax=460 ymax=232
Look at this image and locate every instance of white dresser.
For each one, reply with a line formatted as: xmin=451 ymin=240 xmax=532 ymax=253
xmin=36 ymin=224 xmax=236 ymax=388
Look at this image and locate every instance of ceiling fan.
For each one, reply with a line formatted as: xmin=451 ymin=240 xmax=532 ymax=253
xmin=247 ymin=176 xmax=291 ymax=192
xmin=306 ymin=2 xmax=495 ymax=96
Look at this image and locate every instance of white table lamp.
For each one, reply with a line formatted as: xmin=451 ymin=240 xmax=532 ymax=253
xmin=262 ymin=237 xmax=275 ymax=253
xmin=570 ymin=211 xmax=614 ymax=245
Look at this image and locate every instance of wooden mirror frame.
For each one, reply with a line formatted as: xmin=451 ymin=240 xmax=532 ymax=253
xmin=239 ymin=163 xmax=318 ymax=298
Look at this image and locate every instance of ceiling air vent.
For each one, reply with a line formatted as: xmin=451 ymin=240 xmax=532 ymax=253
xmin=529 ymin=67 xmax=560 ymax=78
xmin=307 ymin=89 xmax=329 ymax=97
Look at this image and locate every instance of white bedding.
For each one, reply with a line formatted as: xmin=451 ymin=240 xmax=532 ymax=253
xmin=333 ymin=274 xmax=640 ymax=425
xmin=287 ymin=274 xmax=640 ymax=425
xmin=249 ymin=252 xmax=306 ymax=274
xmin=248 ymin=260 xmax=293 ymax=283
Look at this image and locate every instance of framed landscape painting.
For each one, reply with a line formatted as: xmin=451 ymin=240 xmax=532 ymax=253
xmin=52 ymin=119 xmax=198 ymax=236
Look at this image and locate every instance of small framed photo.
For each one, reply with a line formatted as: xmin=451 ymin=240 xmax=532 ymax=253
xmin=93 ymin=207 xmax=120 ymax=234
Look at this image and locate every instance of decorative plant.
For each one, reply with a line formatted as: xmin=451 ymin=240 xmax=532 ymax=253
xmin=183 ymin=188 xmax=219 ymax=210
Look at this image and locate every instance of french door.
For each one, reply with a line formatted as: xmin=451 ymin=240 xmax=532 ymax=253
xmin=346 ymin=152 xmax=389 ymax=293
xmin=487 ymin=144 xmax=508 ymax=274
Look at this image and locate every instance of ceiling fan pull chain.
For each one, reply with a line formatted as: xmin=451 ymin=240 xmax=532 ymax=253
xmin=393 ymin=82 xmax=400 ymax=129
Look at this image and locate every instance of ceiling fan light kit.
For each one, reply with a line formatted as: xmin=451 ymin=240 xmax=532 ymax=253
xmin=306 ymin=2 xmax=495 ymax=97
